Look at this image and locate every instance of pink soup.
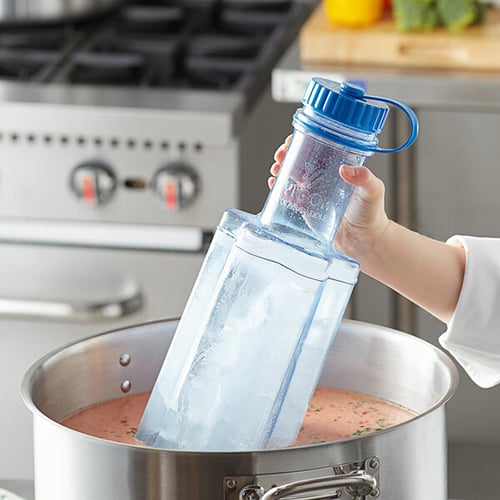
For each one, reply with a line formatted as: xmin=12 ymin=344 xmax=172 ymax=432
xmin=60 ymin=386 xmax=416 ymax=446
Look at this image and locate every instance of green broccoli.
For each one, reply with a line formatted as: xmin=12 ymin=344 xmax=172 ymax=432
xmin=436 ymin=0 xmax=485 ymax=32
xmin=393 ymin=0 xmax=487 ymax=32
xmin=392 ymin=0 xmax=440 ymax=32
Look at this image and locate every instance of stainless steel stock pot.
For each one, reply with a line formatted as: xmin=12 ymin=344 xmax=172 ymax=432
xmin=0 ymin=0 xmax=123 ymax=24
xmin=22 ymin=318 xmax=458 ymax=500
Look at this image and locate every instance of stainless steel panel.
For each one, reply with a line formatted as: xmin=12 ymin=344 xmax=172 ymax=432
xmin=0 ymin=83 xmax=297 ymax=229
xmin=0 ymin=100 xmax=240 ymax=227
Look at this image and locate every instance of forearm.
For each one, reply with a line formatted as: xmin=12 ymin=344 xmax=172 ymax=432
xmin=357 ymin=221 xmax=466 ymax=324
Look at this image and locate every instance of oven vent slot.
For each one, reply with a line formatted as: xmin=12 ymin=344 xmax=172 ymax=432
xmin=0 ymin=131 xmax=203 ymax=153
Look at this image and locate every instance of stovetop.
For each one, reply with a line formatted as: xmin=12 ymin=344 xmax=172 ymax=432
xmin=0 ymin=0 xmax=312 ymax=108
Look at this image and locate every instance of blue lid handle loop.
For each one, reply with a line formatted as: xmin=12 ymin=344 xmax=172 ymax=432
xmin=365 ymin=94 xmax=419 ymax=154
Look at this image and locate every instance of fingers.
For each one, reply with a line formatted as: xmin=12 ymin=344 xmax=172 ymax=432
xmin=270 ymin=161 xmax=281 ymax=176
xmin=273 ymin=142 xmax=288 ymax=163
xmin=272 ymin=135 xmax=292 ymax=164
xmin=269 ymin=143 xmax=288 ymax=179
xmin=268 ymin=161 xmax=280 ymax=188
xmin=269 ymin=135 xmax=292 ymax=189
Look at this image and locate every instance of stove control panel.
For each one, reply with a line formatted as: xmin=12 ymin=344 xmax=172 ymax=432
xmin=152 ymin=161 xmax=200 ymax=212
xmin=70 ymin=162 xmax=117 ymax=206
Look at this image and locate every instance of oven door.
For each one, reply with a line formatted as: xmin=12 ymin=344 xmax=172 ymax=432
xmin=0 ymin=221 xmax=205 ymax=482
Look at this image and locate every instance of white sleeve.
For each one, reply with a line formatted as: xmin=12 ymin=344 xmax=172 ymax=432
xmin=438 ymin=235 xmax=500 ymax=388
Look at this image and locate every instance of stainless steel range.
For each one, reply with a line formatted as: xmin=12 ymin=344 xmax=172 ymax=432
xmin=0 ymin=0 xmax=313 ymax=485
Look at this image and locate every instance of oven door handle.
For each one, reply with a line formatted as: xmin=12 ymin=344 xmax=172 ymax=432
xmin=0 ymin=289 xmax=143 ymax=321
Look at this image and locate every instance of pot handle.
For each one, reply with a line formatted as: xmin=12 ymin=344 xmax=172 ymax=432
xmin=259 ymin=470 xmax=378 ymax=500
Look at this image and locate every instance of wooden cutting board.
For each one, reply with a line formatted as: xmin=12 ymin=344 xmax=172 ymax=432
xmin=300 ymin=4 xmax=500 ymax=71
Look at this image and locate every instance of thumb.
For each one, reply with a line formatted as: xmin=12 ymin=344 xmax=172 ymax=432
xmin=339 ymin=165 xmax=384 ymax=202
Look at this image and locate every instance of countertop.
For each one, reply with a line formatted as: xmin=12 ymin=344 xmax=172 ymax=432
xmin=272 ymin=40 xmax=500 ymax=111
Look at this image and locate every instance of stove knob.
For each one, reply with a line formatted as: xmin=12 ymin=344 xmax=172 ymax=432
xmin=70 ymin=162 xmax=117 ymax=206
xmin=153 ymin=162 xmax=200 ymax=211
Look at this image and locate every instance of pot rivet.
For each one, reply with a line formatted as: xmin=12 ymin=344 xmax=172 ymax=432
xmin=239 ymin=485 xmax=265 ymax=500
xmin=119 ymin=354 xmax=131 ymax=366
xmin=121 ymin=380 xmax=132 ymax=393
xmin=368 ymin=458 xmax=380 ymax=470
xmin=370 ymin=487 xmax=380 ymax=497
xmin=226 ymin=479 xmax=237 ymax=490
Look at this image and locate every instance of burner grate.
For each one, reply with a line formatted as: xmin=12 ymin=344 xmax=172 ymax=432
xmin=0 ymin=27 xmax=84 ymax=81
xmin=57 ymin=0 xmax=302 ymax=91
xmin=0 ymin=0 xmax=312 ymax=101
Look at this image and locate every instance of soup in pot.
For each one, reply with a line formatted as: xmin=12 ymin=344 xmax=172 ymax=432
xmin=60 ymin=386 xmax=416 ymax=446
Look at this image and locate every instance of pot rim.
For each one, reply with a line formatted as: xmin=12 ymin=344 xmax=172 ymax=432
xmin=0 ymin=0 xmax=125 ymax=27
xmin=21 ymin=317 xmax=459 ymax=456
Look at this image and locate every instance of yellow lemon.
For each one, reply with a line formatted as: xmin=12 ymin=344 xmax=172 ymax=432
xmin=324 ymin=0 xmax=384 ymax=28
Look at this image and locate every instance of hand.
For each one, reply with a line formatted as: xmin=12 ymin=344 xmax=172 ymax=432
xmin=269 ymin=137 xmax=390 ymax=263
xmin=269 ymin=137 xmax=465 ymax=324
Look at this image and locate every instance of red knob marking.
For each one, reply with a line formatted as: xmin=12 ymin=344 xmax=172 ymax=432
xmin=164 ymin=179 xmax=178 ymax=211
xmin=82 ymin=175 xmax=95 ymax=205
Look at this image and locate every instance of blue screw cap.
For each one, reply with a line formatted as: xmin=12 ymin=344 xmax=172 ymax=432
xmin=302 ymin=78 xmax=390 ymax=135
xmin=301 ymin=78 xmax=419 ymax=153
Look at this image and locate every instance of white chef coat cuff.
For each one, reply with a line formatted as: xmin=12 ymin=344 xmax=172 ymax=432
xmin=439 ymin=235 xmax=500 ymax=388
